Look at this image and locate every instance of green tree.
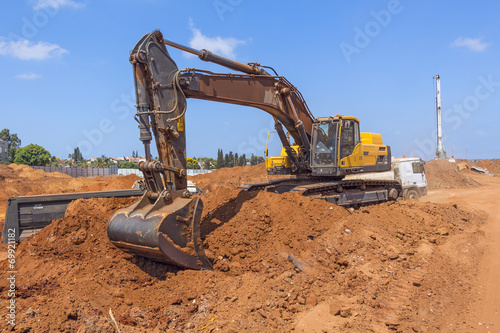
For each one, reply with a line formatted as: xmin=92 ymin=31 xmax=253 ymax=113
xmin=239 ymin=153 xmax=247 ymax=166
xmin=121 ymin=161 xmax=138 ymax=169
xmin=14 ymin=144 xmax=51 ymax=166
xmin=186 ymin=157 xmax=200 ymax=169
xmin=216 ymin=149 xmax=224 ymax=169
xmin=0 ymin=129 xmax=21 ymax=162
xmin=224 ymin=153 xmax=230 ymax=167
xmin=250 ymin=153 xmax=258 ymax=166
xmin=102 ymin=155 xmax=112 ymax=167
xmin=72 ymin=147 xmax=83 ymax=162
xmin=90 ymin=157 xmax=104 ymax=168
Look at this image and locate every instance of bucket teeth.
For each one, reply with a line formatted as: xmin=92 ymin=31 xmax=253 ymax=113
xmin=107 ymin=192 xmax=212 ymax=270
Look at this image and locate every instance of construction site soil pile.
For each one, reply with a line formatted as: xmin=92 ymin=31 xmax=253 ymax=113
xmin=472 ymin=159 xmax=500 ymax=174
xmin=0 ymin=176 xmax=486 ymax=332
xmin=425 ymin=159 xmax=481 ymax=189
xmin=0 ymin=164 xmax=139 ymax=227
xmin=189 ymin=163 xmax=290 ymax=191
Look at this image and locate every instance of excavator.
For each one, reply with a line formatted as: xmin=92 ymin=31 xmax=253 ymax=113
xmin=107 ymin=30 xmax=401 ymax=270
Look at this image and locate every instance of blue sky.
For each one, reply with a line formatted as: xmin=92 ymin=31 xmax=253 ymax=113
xmin=1 ymin=0 xmax=499 ymax=161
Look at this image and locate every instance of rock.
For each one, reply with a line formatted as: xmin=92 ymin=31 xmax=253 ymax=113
xmin=66 ymin=308 xmax=78 ymax=320
xmin=218 ymin=262 xmax=230 ymax=272
xmin=71 ymin=229 xmax=87 ymax=245
xmin=250 ymin=263 xmax=262 ymax=272
xmin=340 ymin=308 xmax=352 ymax=318
xmin=388 ymin=252 xmax=399 ymax=260
xmin=186 ymin=303 xmax=198 ymax=313
xmin=168 ymin=295 xmax=182 ymax=305
xmin=306 ymin=294 xmax=317 ymax=306
xmin=437 ymin=228 xmax=449 ymax=236
xmin=329 ymin=303 xmax=341 ymax=316
xmin=297 ymin=296 xmax=306 ymax=305
xmin=385 ymin=318 xmax=400 ymax=330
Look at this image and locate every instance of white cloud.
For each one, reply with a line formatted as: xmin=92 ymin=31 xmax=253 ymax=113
xmin=33 ymin=0 xmax=83 ymax=10
xmin=16 ymin=72 xmax=41 ymax=79
xmin=0 ymin=38 xmax=68 ymax=60
xmin=451 ymin=37 xmax=490 ymax=52
xmin=188 ymin=21 xmax=244 ymax=59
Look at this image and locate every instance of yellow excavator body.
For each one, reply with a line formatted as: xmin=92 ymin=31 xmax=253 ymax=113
xmin=266 ymin=116 xmax=390 ymax=175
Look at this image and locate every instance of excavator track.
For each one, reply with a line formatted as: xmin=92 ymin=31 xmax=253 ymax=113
xmin=240 ymin=178 xmax=402 ymax=207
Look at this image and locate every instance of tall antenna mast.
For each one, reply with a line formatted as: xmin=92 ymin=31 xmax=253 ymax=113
xmin=433 ymin=74 xmax=446 ymax=159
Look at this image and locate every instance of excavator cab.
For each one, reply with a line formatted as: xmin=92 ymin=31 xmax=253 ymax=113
xmin=310 ymin=116 xmax=390 ymax=177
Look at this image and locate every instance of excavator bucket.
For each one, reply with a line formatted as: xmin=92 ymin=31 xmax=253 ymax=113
xmin=107 ymin=192 xmax=212 ymax=270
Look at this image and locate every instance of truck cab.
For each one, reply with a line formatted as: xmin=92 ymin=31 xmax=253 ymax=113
xmin=392 ymin=157 xmax=427 ymax=199
xmin=344 ymin=157 xmax=427 ymax=200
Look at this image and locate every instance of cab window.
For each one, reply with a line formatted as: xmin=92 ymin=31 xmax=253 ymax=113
xmin=313 ymin=122 xmax=337 ymax=165
xmin=412 ymin=162 xmax=424 ymax=174
xmin=340 ymin=120 xmax=359 ymax=160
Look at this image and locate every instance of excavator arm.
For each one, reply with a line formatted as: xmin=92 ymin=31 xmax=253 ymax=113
xmin=133 ymin=31 xmax=315 ymax=185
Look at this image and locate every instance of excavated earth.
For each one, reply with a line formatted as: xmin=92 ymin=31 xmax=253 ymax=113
xmin=0 ymin=162 xmax=495 ymax=332
xmin=0 ymin=164 xmax=140 ymax=231
xmin=471 ymin=159 xmax=500 ymax=174
xmin=424 ymin=159 xmax=481 ymax=189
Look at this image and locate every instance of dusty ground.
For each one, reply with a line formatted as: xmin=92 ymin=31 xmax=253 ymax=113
xmin=0 ymin=161 xmax=497 ymax=332
xmin=424 ymin=171 xmax=500 ymax=331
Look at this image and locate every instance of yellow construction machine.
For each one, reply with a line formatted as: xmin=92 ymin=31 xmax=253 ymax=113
xmin=107 ymin=30 xmax=401 ymax=270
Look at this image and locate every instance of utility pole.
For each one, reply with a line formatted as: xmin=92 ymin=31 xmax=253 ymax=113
xmin=433 ymin=75 xmax=446 ymax=159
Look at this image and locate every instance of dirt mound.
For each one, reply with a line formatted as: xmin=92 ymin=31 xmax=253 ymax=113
xmin=472 ymin=159 xmax=500 ymax=174
xmin=425 ymin=159 xmax=481 ymax=189
xmin=189 ymin=163 xmax=289 ymax=191
xmin=0 ymin=164 xmax=140 ymax=226
xmin=0 ymin=186 xmax=485 ymax=332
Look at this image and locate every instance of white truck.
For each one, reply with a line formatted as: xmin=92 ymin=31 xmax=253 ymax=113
xmin=345 ymin=157 xmax=427 ymax=200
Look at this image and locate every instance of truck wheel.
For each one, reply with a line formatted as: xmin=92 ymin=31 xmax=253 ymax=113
xmin=405 ymin=189 xmax=419 ymax=200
